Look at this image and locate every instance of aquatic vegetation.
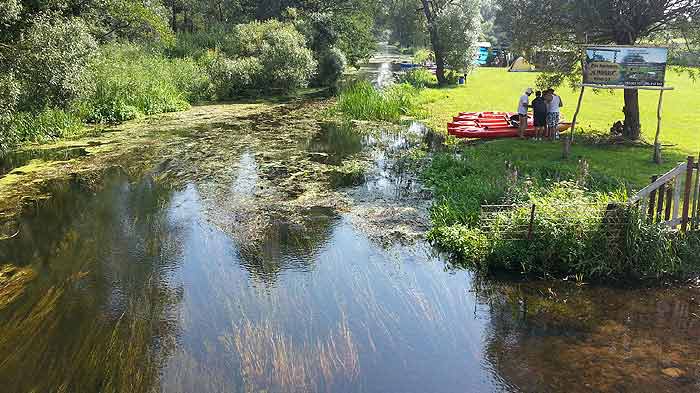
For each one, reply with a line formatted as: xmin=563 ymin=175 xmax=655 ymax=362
xmin=329 ymin=160 xmax=368 ymax=188
xmin=0 ymin=264 xmax=36 ymax=311
xmin=337 ymin=81 xmax=419 ymax=123
xmin=79 ymin=44 xmax=206 ymax=123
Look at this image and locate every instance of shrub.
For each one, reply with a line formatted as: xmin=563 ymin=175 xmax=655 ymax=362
xmin=16 ymin=14 xmax=97 ymax=110
xmin=431 ymin=181 xmax=700 ymax=280
xmin=207 ymin=53 xmax=264 ymax=99
xmin=397 ymin=68 xmax=436 ymax=89
xmin=314 ymin=47 xmax=347 ymax=89
xmin=218 ymin=20 xmax=316 ymax=93
xmin=0 ymin=0 xmax=21 ymax=25
xmin=79 ymin=44 xmax=207 ymax=123
xmin=337 ymin=81 xmax=418 ymax=123
xmin=169 ymin=29 xmax=229 ymax=58
xmin=413 ymin=49 xmax=433 ymax=64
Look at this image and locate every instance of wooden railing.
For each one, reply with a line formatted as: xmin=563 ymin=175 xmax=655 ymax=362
xmin=629 ymin=155 xmax=700 ymax=231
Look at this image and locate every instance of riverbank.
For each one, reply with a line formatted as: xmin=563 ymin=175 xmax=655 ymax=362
xmin=3 ymin=48 xmax=700 ymax=392
xmin=406 ymin=68 xmax=700 ymax=280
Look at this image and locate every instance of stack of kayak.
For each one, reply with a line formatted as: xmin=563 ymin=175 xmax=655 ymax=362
xmin=447 ymin=111 xmax=572 ymax=139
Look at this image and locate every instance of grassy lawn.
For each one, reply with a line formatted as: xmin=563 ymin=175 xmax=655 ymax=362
xmin=413 ymin=67 xmax=700 ymax=280
xmin=417 ymin=67 xmax=700 ymax=189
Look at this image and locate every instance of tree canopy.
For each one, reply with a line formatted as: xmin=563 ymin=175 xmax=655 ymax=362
xmin=496 ymin=0 xmax=700 ymax=139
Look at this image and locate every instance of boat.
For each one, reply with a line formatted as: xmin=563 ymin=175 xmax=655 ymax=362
xmin=447 ymin=111 xmax=572 ymax=139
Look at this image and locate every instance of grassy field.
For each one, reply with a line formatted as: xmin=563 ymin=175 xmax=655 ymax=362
xmin=419 ymin=67 xmax=700 ymax=152
xmin=417 ymin=67 xmax=700 ymax=189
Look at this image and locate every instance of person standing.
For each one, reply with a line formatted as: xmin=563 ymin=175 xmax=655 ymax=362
xmin=517 ymin=88 xmax=533 ymax=138
xmin=546 ymin=88 xmax=563 ymax=140
xmin=531 ymin=91 xmax=547 ymax=140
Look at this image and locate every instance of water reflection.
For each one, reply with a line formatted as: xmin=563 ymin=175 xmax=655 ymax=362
xmin=0 ymin=171 xmax=181 ymax=393
xmin=3 ymin=113 xmax=700 ymax=392
xmin=475 ymin=278 xmax=700 ymax=392
xmin=0 ymin=147 xmax=88 ymax=177
xmin=307 ymin=122 xmax=364 ymax=166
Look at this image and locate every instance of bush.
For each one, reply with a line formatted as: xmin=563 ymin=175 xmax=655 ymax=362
xmin=225 ymin=20 xmax=317 ymax=92
xmin=16 ymin=14 xmax=97 ymax=110
xmin=337 ymin=81 xmax=418 ymax=122
xmin=79 ymin=44 xmax=208 ymax=123
xmin=430 ymin=181 xmax=700 ymax=280
xmin=207 ymin=52 xmax=264 ymax=99
xmin=413 ymin=49 xmax=433 ymax=64
xmin=397 ymin=68 xmax=436 ymax=88
xmin=314 ymin=47 xmax=347 ymax=89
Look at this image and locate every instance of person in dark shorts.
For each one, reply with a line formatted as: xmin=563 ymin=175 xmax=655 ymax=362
xmin=531 ymin=91 xmax=547 ymax=140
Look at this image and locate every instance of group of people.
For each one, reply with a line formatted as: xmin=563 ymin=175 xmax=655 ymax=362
xmin=517 ymin=87 xmax=564 ymax=140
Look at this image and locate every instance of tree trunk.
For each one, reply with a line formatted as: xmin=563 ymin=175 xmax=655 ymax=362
xmin=623 ymin=89 xmax=641 ymax=139
xmin=615 ymin=34 xmax=642 ymax=140
xmin=434 ymin=49 xmax=447 ymax=85
xmin=171 ymin=6 xmax=178 ymax=32
xmin=420 ymin=0 xmax=448 ymax=86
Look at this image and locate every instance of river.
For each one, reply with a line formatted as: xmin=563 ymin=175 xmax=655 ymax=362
xmin=1 ymin=48 xmax=699 ymax=393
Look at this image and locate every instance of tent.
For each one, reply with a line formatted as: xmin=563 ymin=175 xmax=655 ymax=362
xmin=508 ymin=57 xmax=535 ymax=72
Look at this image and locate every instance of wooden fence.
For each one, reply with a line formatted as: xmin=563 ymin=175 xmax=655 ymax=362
xmin=629 ymin=155 xmax=700 ymax=231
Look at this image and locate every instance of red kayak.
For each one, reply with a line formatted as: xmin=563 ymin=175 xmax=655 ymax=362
xmin=447 ymin=111 xmax=571 ymax=139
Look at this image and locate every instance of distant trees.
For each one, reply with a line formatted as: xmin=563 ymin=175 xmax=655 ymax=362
xmin=496 ymin=0 xmax=700 ymax=140
xmin=380 ymin=0 xmax=480 ymax=86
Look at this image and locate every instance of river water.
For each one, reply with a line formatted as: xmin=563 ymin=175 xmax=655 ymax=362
xmin=1 ymin=50 xmax=700 ymax=393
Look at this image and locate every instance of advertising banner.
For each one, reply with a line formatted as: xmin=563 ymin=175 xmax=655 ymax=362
xmin=583 ymin=46 xmax=668 ymax=87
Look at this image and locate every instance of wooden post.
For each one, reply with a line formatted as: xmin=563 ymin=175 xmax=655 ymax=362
xmin=656 ymin=183 xmax=666 ymax=222
xmin=562 ymin=82 xmax=586 ymax=159
xmin=653 ymin=90 xmax=664 ymax=164
xmin=682 ymin=156 xmax=695 ymax=232
xmin=692 ymin=154 xmax=700 ymax=230
xmin=527 ymin=204 xmax=536 ymax=240
xmin=664 ymin=182 xmax=673 ymax=221
xmin=562 ymin=138 xmax=571 ymax=159
xmin=648 ymin=175 xmax=658 ymax=222
xmin=673 ymin=174 xmax=682 ymax=228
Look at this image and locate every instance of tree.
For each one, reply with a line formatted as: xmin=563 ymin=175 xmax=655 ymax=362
xmin=496 ymin=0 xmax=700 ymax=140
xmin=419 ymin=0 xmax=481 ymax=85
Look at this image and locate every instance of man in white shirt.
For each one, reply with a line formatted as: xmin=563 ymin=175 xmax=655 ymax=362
xmin=517 ymin=88 xmax=533 ymax=138
xmin=545 ymin=88 xmax=563 ymax=140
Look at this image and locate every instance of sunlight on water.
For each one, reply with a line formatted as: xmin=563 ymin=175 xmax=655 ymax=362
xmin=2 ymin=96 xmax=700 ymax=392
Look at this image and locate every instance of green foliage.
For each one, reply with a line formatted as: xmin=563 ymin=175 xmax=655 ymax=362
xmin=334 ymin=12 xmax=377 ymax=67
xmin=227 ymin=20 xmax=316 ymax=92
xmin=432 ymin=182 xmax=700 ymax=280
xmin=79 ymin=44 xmax=205 ymax=123
xmin=0 ymin=0 xmax=21 ymax=26
xmin=10 ymin=109 xmax=84 ymax=143
xmin=207 ymin=53 xmax=264 ymax=99
xmin=413 ymin=49 xmax=434 ymax=64
xmin=337 ymin=81 xmax=419 ymax=123
xmin=315 ymin=47 xmax=347 ymax=89
xmin=15 ymin=14 xmax=97 ymax=111
xmin=434 ymin=0 xmax=481 ymax=73
xmin=424 ymin=144 xmax=700 ymax=280
xmin=398 ymin=69 xmax=436 ymax=88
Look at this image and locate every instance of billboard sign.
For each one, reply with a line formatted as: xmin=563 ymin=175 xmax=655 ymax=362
xmin=583 ymin=46 xmax=668 ymax=87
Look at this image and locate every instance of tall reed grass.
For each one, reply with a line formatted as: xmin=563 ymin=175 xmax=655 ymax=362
xmin=78 ymin=44 xmax=211 ymax=123
xmin=337 ymin=81 xmax=418 ymax=123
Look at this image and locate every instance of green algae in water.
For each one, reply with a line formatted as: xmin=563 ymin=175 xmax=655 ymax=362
xmin=0 ymin=147 xmax=88 ymax=177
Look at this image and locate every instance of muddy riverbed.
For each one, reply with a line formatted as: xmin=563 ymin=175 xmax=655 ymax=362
xmin=1 ymin=52 xmax=700 ymax=393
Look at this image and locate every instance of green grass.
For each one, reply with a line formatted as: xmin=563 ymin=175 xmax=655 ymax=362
xmin=419 ymin=67 xmax=700 ymax=155
xmin=416 ymin=68 xmax=700 ymax=280
xmin=455 ymin=139 xmax=686 ymax=190
xmin=337 ymin=81 xmax=419 ymax=123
